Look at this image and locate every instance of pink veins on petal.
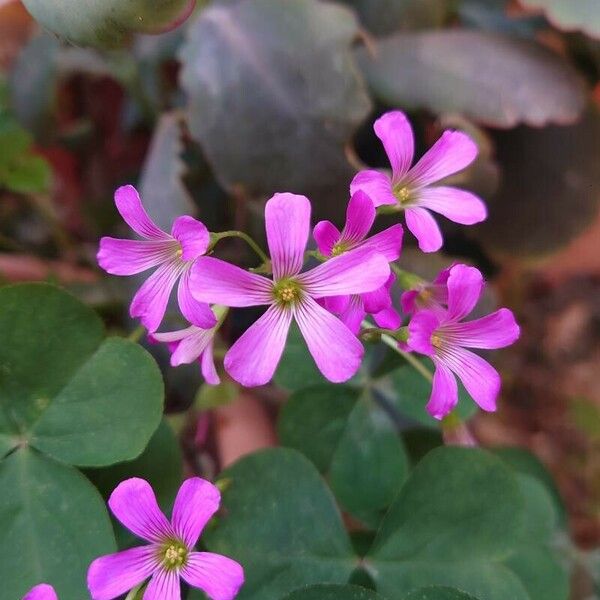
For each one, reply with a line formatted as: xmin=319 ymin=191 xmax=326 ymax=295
xmin=151 ymin=306 xmax=227 ymax=385
xmin=87 ymin=477 xmax=244 ymax=600
xmin=97 ymin=185 xmax=216 ymax=332
xmin=190 ymin=192 xmax=391 ymax=387
xmin=350 ymin=110 xmax=487 ymax=253
xmin=406 ymin=264 xmax=520 ymax=419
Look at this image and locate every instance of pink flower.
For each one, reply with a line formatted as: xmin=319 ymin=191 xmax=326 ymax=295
xmin=87 ymin=478 xmax=244 ymax=600
xmin=351 ymin=111 xmax=487 ymax=253
xmin=97 ymin=185 xmax=216 ymax=333
xmin=406 ymin=264 xmax=520 ymax=419
xmin=22 ymin=585 xmax=58 ymax=600
xmin=190 ymin=193 xmax=391 ymax=387
xmin=401 ymin=266 xmax=451 ymax=316
xmin=151 ymin=306 xmax=227 ymax=385
xmin=313 ymin=190 xmax=403 ymax=334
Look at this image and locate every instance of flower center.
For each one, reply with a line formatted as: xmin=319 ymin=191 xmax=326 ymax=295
xmin=431 ymin=334 xmax=443 ymax=348
xmin=160 ymin=540 xmax=188 ymax=570
xmin=394 ymin=185 xmax=412 ymax=206
xmin=273 ymin=279 xmax=303 ymax=305
xmin=331 ymin=242 xmax=348 ymax=257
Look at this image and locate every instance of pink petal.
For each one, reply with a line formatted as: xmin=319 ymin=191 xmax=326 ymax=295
xmin=427 ymin=360 xmax=459 ymax=420
xmin=322 ymin=295 xmax=351 ymax=314
xmin=23 ymin=584 xmax=58 ymax=600
xmin=178 ymin=269 xmax=217 ymax=328
xmin=445 ymin=264 xmax=484 ymax=321
xmin=374 ymin=306 xmax=401 ymax=330
xmin=154 ymin=326 xmax=213 ymax=367
xmin=201 ymin=342 xmax=220 ymax=385
xmin=143 ymin=569 xmax=180 ymax=600
xmin=416 ymin=186 xmax=487 ymax=225
xmin=341 ymin=191 xmax=376 ymax=244
xmin=313 ymin=220 xmax=340 ymax=257
xmin=181 ymin=552 xmax=244 ymax=600
xmin=408 ymin=130 xmax=478 ymax=188
xmin=295 ymin=296 xmax=364 ymax=382
xmin=298 ymin=247 xmax=390 ymax=298
xmin=191 ymin=257 xmax=273 ymax=307
xmin=171 ymin=478 xmax=221 ymax=549
xmin=224 ymin=305 xmax=293 ymax=387
xmin=438 ymin=346 xmax=500 ymax=412
xmin=171 ymin=216 xmax=210 ymax=261
xmin=97 ymin=238 xmax=175 ymax=276
xmin=360 ymin=224 xmax=404 ymax=262
xmin=401 ymin=290 xmax=419 ymax=314
xmin=108 ymin=478 xmax=173 ymax=543
xmin=350 ymin=169 xmax=396 ymax=208
xmin=407 ymin=310 xmax=439 ymax=357
xmin=265 ymin=193 xmax=310 ymax=280
xmin=442 ymin=308 xmax=520 ymax=350
xmin=114 ymin=185 xmax=169 ymax=240
xmin=130 ymin=260 xmax=183 ymax=332
xmin=361 ymin=283 xmax=392 ymax=314
xmin=374 ymin=111 xmax=415 ymax=183
xmin=338 ymin=295 xmax=366 ymax=335
xmin=404 ymin=207 xmax=443 ymax=253
xmin=87 ymin=546 xmax=158 ymax=600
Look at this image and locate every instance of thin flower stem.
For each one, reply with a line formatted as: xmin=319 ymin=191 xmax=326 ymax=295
xmin=380 ymin=331 xmax=433 ymax=382
xmin=127 ymin=325 xmax=146 ymax=343
xmin=390 ymin=263 xmax=425 ymax=290
xmin=361 ymin=318 xmax=433 ymax=382
xmin=213 ymin=231 xmax=269 ymax=264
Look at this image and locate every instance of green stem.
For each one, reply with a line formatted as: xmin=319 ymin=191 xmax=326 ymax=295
xmin=362 ymin=319 xmax=433 ymax=382
xmin=127 ymin=325 xmax=145 ymax=343
xmin=390 ymin=263 xmax=425 ymax=290
xmin=212 ymin=231 xmax=269 ymax=264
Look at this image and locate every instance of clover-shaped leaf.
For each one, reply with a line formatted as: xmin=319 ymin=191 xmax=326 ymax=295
xmin=0 ymin=283 xmax=163 ymax=466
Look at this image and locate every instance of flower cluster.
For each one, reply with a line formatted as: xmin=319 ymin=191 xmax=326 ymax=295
xmin=98 ymin=110 xmax=519 ymax=419
xmin=23 ymin=478 xmax=244 ymax=600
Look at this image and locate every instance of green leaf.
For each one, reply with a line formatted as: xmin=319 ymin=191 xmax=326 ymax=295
xmin=384 ymin=364 xmax=477 ymax=427
xmin=139 ymin=112 xmax=195 ymax=231
xmin=0 ymin=448 xmax=116 ymax=600
xmin=366 ymin=447 xmax=530 ymax=600
xmin=474 ymin=106 xmax=600 ymax=257
xmin=179 ymin=0 xmax=371 ymax=213
xmin=356 ymin=30 xmax=585 ymax=127
xmin=281 ymin=584 xmax=384 ymax=600
xmin=21 ymin=0 xmax=194 ymax=48
xmin=521 ymin=0 xmax=600 ymax=39
xmin=403 ymin=588 xmax=481 ymax=600
xmin=275 ymin=324 xmax=330 ymax=391
xmin=0 ymin=283 xmax=163 ymax=466
xmin=0 ymin=116 xmax=51 ymax=194
xmin=204 ymin=448 xmax=357 ymax=600
xmin=279 ymin=384 xmax=409 ymax=525
xmin=86 ymin=419 xmax=183 ymax=510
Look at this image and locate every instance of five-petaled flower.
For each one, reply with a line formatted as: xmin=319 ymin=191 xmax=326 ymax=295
xmin=151 ymin=305 xmax=227 ymax=385
xmin=22 ymin=584 xmax=58 ymax=600
xmin=406 ymin=264 xmax=520 ymax=419
xmin=313 ymin=190 xmax=403 ymax=333
xmin=87 ymin=477 xmax=244 ymax=600
xmin=401 ymin=265 xmax=451 ymax=317
xmin=97 ymin=185 xmax=216 ymax=332
xmin=351 ymin=111 xmax=487 ymax=253
xmin=190 ymin=193 xmax=391 ymax=387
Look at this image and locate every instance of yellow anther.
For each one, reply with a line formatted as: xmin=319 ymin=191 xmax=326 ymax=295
xmin=431 ymin=334 xmax=443 ymax=348
xmin=396 ymin=186 xmax=411 ymax=205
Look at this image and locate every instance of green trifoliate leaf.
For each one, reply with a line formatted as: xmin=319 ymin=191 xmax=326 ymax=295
xmin=204 ymin=448 xmax=357 ymax=600
xmin=0 ymin=283 xmax=163 ymax=467
xmin=0 ymin=448 xmax=116 ymax=600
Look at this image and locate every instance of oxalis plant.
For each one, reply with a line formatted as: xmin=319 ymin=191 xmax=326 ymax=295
xmin=2 ymin=0 xmax=595 ymax=599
